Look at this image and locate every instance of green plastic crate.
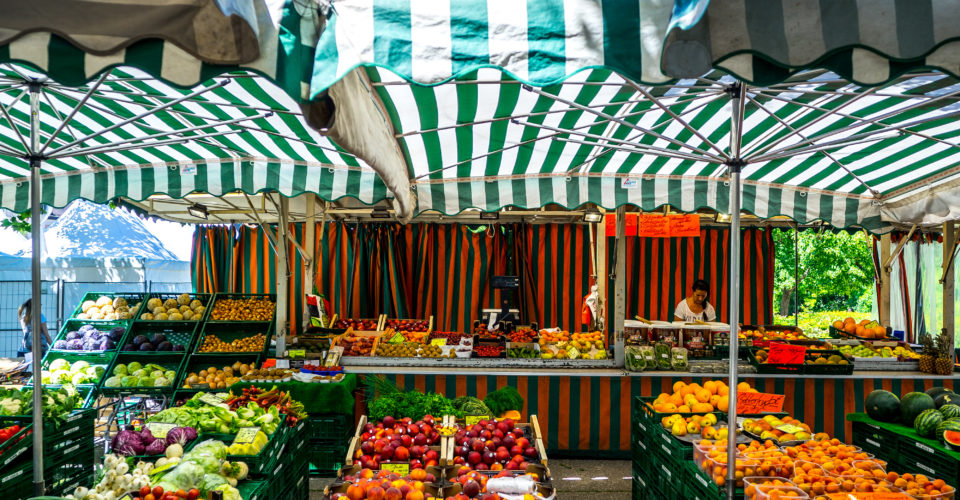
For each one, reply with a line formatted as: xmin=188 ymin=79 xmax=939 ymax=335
xmin=100 ymin=354 xmax=185 ymax=395
xmin=118 ymin=321 xmax=200 ymax=355
xmin=138 ymin=293 xmax=212 ymax=323
xmin=308 ymin=414 xmax=353 ymax=446
xmin=68 ymin=292 xmax=146 ymax=321
xmin=174 ymin=354 xmax=261 ymax=392
xmin=35 ymin=351 xmax=114 ymax=388
xmin=49 ymin=319 xmax=129 ymax=355
xmin=206 ymin=293 xmax=277 ymax=323
xmin=236 ymin=479 xmax=269 ymax=500
xmin=309 ymin=443 xmax=346 ymax=477
xmin=195 ymin=322 xmax=273 ymax=358
xmin=0 ymin=420 xmax=32 ymax=472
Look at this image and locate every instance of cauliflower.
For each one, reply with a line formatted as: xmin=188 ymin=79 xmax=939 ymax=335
xmin=0 ymin=398 xmax=22 ymax=415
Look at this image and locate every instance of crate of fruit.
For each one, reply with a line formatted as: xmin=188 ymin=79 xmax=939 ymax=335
xmin=332 ymin=315 xmax=384 ymax=332
xmin=473 ymin=338 xmax=506 ymax=358
xmin=50 ymin=319 xmax=128 ymax=354
xmin=337 ymin=331 xmax=382 ymax=357
xmin=70 ymin=293 xmax=145 ymax=321
xmin=384 ymin=317 xmax=433 ymax=339
xmin=100 ymin=355 xmax=184 ymax=395
xmin=802 ymin=350 xmax=854 ymax=375
xmin=195 ymin=322 xmax=272 ymax=357
xmin=177 ymin=358 xmax=258 ymax=391
xmin=118 ymin=321 xmax=197 ymax=355
xmin=138 ymin=293 xmax=211 ymax=322
xmin=749 ymin=347 xmax=803 ymax=374
xmin=206 ymin=293 xmax=277 ymax=323
xmin=37 ymin=352 xmax=113 ymax=388
xmin=739 ymin=325 xmax=807 ymax=347
xmin=505 ymin=326 xmax=539 ymax=344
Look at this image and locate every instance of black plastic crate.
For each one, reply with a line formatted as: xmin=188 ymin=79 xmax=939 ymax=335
xmin=802 ymin=350 xmax=855 ymax=375
xmin=748 ymin=347 xmax=803 ymax=374
xmin=207 ymin=293 xmax=277 ymax=323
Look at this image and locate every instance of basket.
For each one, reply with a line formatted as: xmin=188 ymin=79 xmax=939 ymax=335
xmin=206 ymin=293 xmax=277 ymax=323
xmin=68 ymin=292 xmax=146 ymax=321
xmin=195 ymin=322 xmax=272 ymax=357
xmin=137 ymin=293 xmax=212 ymax=323
xmin=50 ymin=319 xmax=129 ymax=354
xmin=100 ymin=354 xmax=185 ymax=395
xmin=175 ymin=355 xmax=260 ymax=391
xmin=119 ymin=321 xmax=200 ymax=355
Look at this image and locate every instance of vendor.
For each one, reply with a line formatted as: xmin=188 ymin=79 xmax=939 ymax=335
xmin=674 ymin=279 xmax=716 ymax=322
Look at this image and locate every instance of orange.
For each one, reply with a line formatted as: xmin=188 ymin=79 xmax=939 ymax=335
xmin=856 ymin=326 xmax=865 ymax=336
xmin=695 ymin=388 xmax=712 ymax=403
xmin=673 ymin=381 xmax=686 ymax=393
xmin=678 ymin=405 xmax=691 ymax=413
xmin=832 ymin=321 xmax=844 ymax=329
xmin=737 ymin=382 xmax=752 ymax=392
xmin=704 ymin=381 xmax=718 ymax=395
xmin=668 ymin=394 xmax=684 ymax=406
xmin=717 ymin=398 xmax=729 ymax=412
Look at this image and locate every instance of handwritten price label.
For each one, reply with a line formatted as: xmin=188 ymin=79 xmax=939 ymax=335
xmin=233 ymin=426 xmax=262 ymax=445
xmin=289 ymin=349 xmax=306 ymax=358
xmin=382 ymin=463 xmax=410 ymax=476
xmin=465 ymin=415 xmax=490 ymax=426
xmin=430 ymin=338 xmax=447 ymax=347
xmin=776 ymin=423 xmax=806 ymax=434
xmin=637 ymin=214 xmax=670 ymax=238
xmin=667 ymin=214 xmax=701 ymax=237
xmin=767 ymin=343 xmax=806 ymax=364
xmin=388 ymin=332 xmax=405 ymax=344
xmin=737 ymin=391 xmax=785 ymax=415
xmin=199 ymin=392 xmax=229 ymax=409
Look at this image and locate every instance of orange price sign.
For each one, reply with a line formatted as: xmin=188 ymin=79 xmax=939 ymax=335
xmin=667 ymin=214 xmax=701 ymax=237
xmin=767 ymin=342 xmax=806 ymax=364
xmin=637 ymin=214 xmax=670 ymax=237
xmin=736 ymin=391 xmax=785 ymax=415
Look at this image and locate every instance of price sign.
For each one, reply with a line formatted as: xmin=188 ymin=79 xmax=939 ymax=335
xmin=737 ymin=391 xmax=785 ymax=415
xmin=624 ymin=213 xmax=638 ymax=236
xmin=199 ymin=392 xmax=229 ymax=409
xmin=289 ymin=349 xmax=306 ymax=358
xmin=637 ymin=214 xmax=670 ymax=238
xmin=465 ymin=415 xmax=490 ymax=426
xmin=767 ymin=343 xmax=806 ymax=364
xmin=388 ymin=331 xmax=405 ymax=344
xmin=567 ymin=346 xmax=581 ymax=360
xmin=430 ymin=338 xmax=447 ymax=347
xmin=233 ymin=426 xmax=262 ymax=445
xmin=776 ymin=424 xmax=806 ymax=434
xmin=382 ymin=463 xmax=410 ymax=476
xmin=667 ymin=214 xmax=701 ymax=237
xmin=145 ymin=422 xmax=177 ymax=439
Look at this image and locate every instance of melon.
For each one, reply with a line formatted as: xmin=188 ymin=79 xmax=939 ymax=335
xmin=935 ymin=392 xmax=959 ymax=409
xmin=915 ymin=409 xmax=943 ymax=437
xmin=901 ymin=392 xmax=936 ymax=425
xmin=865 ymin=390 xmax=901 ymax=422
xmin=941 ymin=404 xmax=960 ymax=419
xmin=944 ymin=429 xmax=960 ymax=449
xmin=936 ymin=420 xmax=960 ymax=442
xmin=927 ymin=387 xmax=952 ymax=400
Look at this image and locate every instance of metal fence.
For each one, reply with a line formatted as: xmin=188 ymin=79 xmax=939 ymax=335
xmin=1 ymin=280 xmax=192 ymax=358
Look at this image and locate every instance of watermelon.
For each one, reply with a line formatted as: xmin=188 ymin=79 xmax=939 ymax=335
xmin=936 ymin=420 xmax=960 ymax=442
xmin=915 ymin=409 xmax=944 ymax=437
xmin=865 ymin=390 xmax=901 ymax=422
xmin=941 ymin=404 xmax=960 ymax=419
xmin=944 ymin=429 xmax=960 ymax=449
xmin=927 ymin=387 xmax=952 ymax=400
xmin=901 ymin=392 xmax=936 ymax=425
xmin=936 ymin=392 xmax=959 ymax=409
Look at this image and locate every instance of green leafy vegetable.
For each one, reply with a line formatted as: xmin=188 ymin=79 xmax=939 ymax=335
xmin=483 ymin=387 xmax=523 ymax=417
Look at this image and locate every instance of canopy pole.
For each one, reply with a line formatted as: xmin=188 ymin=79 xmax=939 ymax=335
xmin=276 ymin=195 xmax=290 ymax=355
xmin=613 ymin=206 xmax=626 ymax=367
xmin=880 ymin=234 xmax=892 ymax=327
xmin=596 ymin=211 xmax=607 ymax=330
xmin=944 ymin=222 xmax=955 ymax=348
xmin=303 ymin=194 xmax=317 ymax=330
xmin=28 ymin=78 xmax=45 ymax=496
xmin=725 ymin=81 xmax=746 ymax=499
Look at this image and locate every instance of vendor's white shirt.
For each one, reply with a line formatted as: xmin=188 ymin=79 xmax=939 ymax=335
xmin=674 ymin=299 xmax=716 ymax=322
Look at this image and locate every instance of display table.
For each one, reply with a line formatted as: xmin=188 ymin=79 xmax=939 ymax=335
xmin=228 ymin=374 xmax=358 ymax=415
xmin=347 ymin=366 xmax=959 ymax=458
xmin=848 ymin=413 xmax=960 ymax=488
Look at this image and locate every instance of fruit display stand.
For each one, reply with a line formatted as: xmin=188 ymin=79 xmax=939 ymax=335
xmin=137 ymin=292 xmax=211 ymax=322
xmin=119 ymin=320 xmax=199 ymax=354
xmin=50 ymin=318 xmax=130 ymax=354
xmin=69 ymin=292 xmax=146 ymax=321
xmin=848 ymin=412 xmax=960 ymax=488
xmin=100 ymin=353 xmax=186 ymax=396
xmin=195 ymin=321 xmax=274 ymax=358
xmin=206 ymin=293 xmax=277 ymax=323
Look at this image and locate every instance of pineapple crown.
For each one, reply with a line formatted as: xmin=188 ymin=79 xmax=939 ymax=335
xmin=921 ymin=334 xmax=937 ymax=356
xmin=935 ymin=333 xmax=953 ymax=358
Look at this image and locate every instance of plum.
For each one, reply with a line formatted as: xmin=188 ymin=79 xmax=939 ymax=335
xmin=150 ymin=334 xmax=166 ymax=346
xmin=132 ymin=335 xmax=149 ymax=346
xmin=139 ymin=342 xmax=155 ymax=351
xmin=156 ymin=341 xmax=173 ymax=351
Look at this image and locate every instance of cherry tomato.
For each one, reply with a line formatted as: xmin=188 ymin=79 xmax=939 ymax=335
xmin=153 ymin=486 xmax=164 ymax=497
xmin=140 ymin=486 xmax=151 ymax=497
xmin=187 ymin=489 xmax=200 ymax=500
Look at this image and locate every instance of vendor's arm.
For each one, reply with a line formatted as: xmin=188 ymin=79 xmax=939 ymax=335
xmin=41 ymin=321 xmax=52 ymax=344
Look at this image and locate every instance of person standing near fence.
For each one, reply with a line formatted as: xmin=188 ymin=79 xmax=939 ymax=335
xmin=19 ymin=298 xmax=51 ymax=357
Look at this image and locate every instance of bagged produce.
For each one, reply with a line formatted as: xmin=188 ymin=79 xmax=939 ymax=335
xmin=624 ymin=346 xmax=646 ymax=372
xmin=638 ymin=346 xmax=656 ymax=368
xmin=671 ymin=347 xmax=689 ymax=371
xmin=654 ymin=342 xmax=672 ymax=369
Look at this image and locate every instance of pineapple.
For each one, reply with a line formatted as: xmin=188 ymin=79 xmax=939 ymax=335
xmin=936 ymin=333 xmax=954 ymax=375
xmin=920 ymin=334 xmax=936 ymax=374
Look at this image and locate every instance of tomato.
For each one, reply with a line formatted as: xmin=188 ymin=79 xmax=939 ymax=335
xmin=153 ymin=486 xmax=164 ymax=497
xmin=141 ymin=486 xmax=151 ymax=497
xmin=176 ymin=489 xmax=187 ymax=498
xmin=186 ymin=489 xmax=200 ymax=500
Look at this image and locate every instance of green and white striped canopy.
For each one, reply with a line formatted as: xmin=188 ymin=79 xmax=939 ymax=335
xmin=357 ymin=66 xmax=960 ymax=231
xmin=0 ymin=63 xmax=388 ymax=214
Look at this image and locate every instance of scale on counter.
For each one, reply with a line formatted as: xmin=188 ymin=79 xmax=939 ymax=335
xmin=481 ymin=275 xmax=520 ymax=329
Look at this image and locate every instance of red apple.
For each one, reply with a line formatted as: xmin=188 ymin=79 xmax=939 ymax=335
xmin=454 ymin=456 xmax=465 ymax=465
xmin=471 ymin=439 xmax=485 ymax=452
xmin=496 ymin=422 xmax=510 ymax=434
xmin=483 ymin=451 xmax=497 ymax=465
xmin=496 ymin=449 xmax=510 ymax=462
xmin=401 ymin=435 xmax=413 ymax=448
xmin=394 ymin=446 xmax=410 ymax=461
xmin=467 ymin=451 xmax=482 ymax=465
xmin=503 ymin=437 xmax=517 ymax=449
xmin=523 ymin=447 xmax=538 ymax=459
xmin=425 ymin=450 xmax=439 ymax=462
xmin=413 ymin=434 xmax=427 ymax=446
xmin=361 ymin=441 xmax=375 ymax=455
xmin=410 ymin=458 xmax=423 ymax=469
xmin=382 ymin=416 xmax=395 ymax=427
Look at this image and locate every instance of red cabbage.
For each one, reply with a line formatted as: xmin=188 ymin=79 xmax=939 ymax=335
xmin=145 ymin=438 xmax=167 ymax=456
xmin=166 ymin=426 xmax=198 ymax=447
xmin=141 ymin=428 xmax=156 ymax=446
xmin=112 ymin=430 xmax=145 ymax=456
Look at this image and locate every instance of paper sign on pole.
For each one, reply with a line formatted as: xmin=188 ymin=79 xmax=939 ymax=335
xmin=605 ymin=214 xmax=617 ymax=236
xmin=767 ymin=343 xmax=807 ymax=364
xmin=667 ymin=214 xmax=701 ymax=237
xmin=737 ymin=392 xmax=786 ymax=414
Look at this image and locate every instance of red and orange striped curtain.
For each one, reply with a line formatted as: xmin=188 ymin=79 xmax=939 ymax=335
xmin=192 ymin=223 xmax=774 ymax=334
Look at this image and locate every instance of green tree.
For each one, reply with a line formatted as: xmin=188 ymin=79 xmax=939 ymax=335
xmin=773 ymin=228 xmax=875 ymax=315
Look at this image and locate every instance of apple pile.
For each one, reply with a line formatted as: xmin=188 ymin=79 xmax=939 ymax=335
xmin=336 ymin=318 xmax=380 ymax=330
xmin=450 ymin=418 xmax=537 ymax=471
xmin=386 ymin=319 xmax=429 ymax=332
xmin=356 ymin=415 xmax=442 ymax=470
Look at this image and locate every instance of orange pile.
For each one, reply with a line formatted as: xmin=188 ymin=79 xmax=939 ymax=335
xmin=538 ymin=330 xmax=569 ymax=343
xmin=651 ymin=380 xmax=755 ymax=414
xmin=886 ymin=472 xmax=955 ymax=498
xmin=745 ymin=479 xmax=804 ymax=500
xmin=832 ymin=317 xmax=886 ymax=339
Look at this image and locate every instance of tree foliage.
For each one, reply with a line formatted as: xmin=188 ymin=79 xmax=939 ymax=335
xmin=774 ymin=228 xmax=875 ymax=314
xmin=0 ymin=210 xmax=31 ymax=234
